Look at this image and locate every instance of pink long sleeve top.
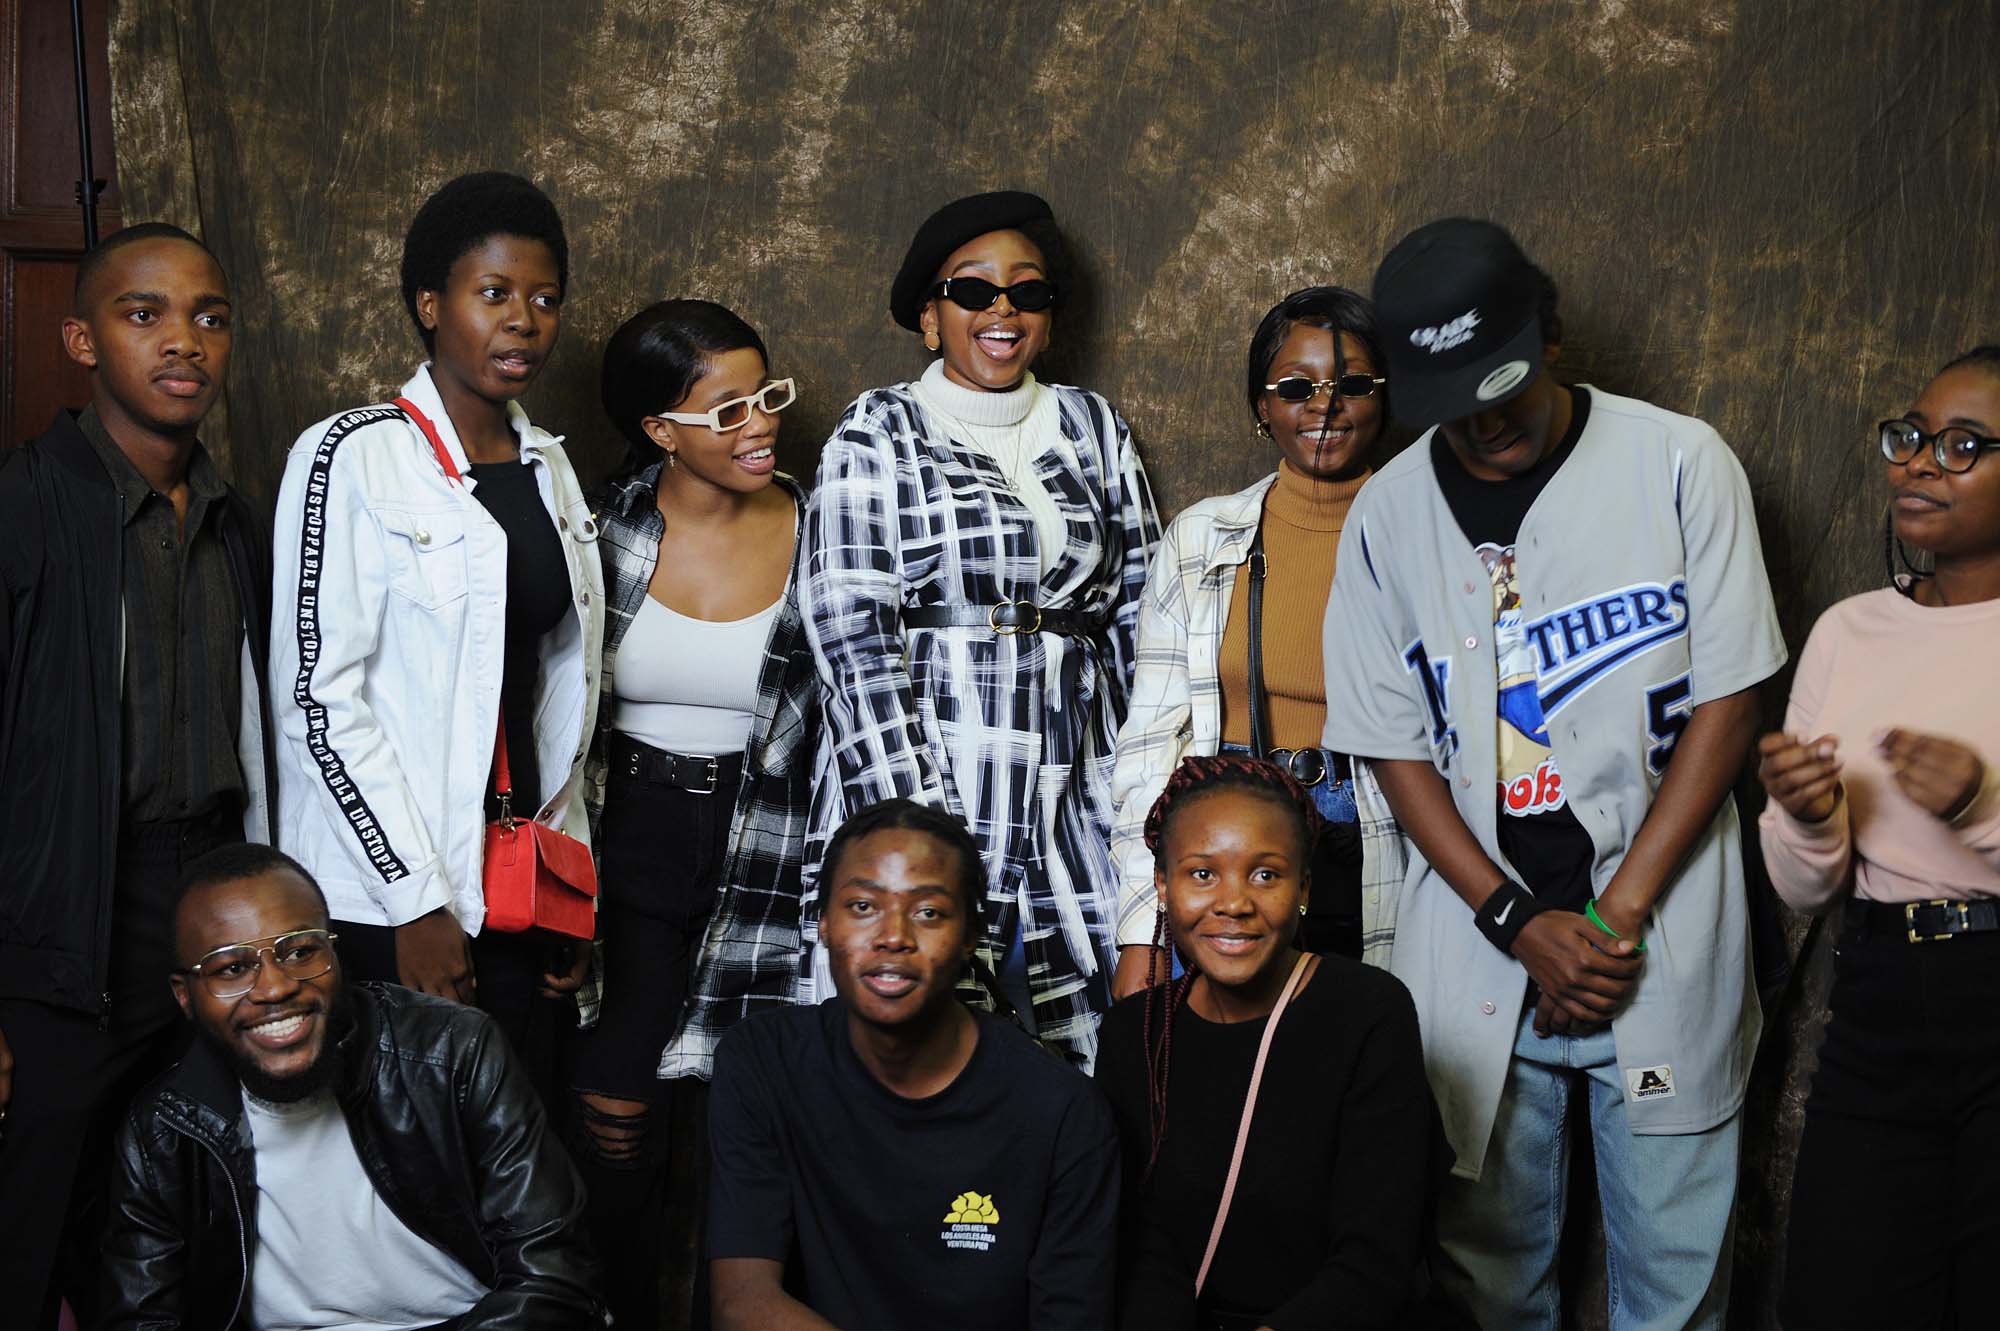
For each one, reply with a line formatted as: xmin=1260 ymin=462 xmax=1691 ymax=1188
xmin=1759 ymin=587 xmax=2000 ymax=913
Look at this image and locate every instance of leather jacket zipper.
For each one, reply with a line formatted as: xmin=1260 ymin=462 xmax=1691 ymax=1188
xmin=172 ymin=1119 xmax=249 ymax=1327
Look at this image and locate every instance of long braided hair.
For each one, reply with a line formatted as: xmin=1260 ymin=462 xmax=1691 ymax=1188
xmin=1136 ymin=753 xmax=1324 ymax=1180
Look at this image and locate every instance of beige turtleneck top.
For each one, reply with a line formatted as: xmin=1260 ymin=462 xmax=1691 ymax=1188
xmin=1218 ymin=461 xmax=1368 ymax=749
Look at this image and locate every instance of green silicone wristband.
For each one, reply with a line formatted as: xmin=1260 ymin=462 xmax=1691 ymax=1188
xmin=1585 ymin=899 xmax=1646 ymax=953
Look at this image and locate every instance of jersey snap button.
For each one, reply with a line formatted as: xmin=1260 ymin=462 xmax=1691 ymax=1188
xmin=415 ymin=529 xmax=431 ymax=545
xmin=1481 ymin=1001 xmax=1497 ymax=1015
xmin=1464 ymin=635 xmax=1478 ymax=649
xmin=559 ymin=516 xmax=570 ymax=532
xmin=1463 ymin=581 xmax=1476 ymax=595
xmin=1459 ymin=776 xmax=1472 ymax=789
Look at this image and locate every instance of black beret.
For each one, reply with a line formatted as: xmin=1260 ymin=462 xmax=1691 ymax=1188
xmin=889 ymin=190 xmax=1057 ymax=331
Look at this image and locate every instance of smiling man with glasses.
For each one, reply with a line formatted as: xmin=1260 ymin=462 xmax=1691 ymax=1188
xmin=99 ymin=844 xmax=602 ymax=1329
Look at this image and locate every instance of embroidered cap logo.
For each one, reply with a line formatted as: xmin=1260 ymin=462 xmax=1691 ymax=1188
xmin=1477 ymin=359 xmax=1531 ymax=402
xmin=1410 ymin=309 xmax=1482 ymax=354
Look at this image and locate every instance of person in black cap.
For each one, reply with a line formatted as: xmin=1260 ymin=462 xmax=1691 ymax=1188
xmin=799 ymin=190 xmax=1161 ymax=1066
xmin=1318 ymin=218 xmax=1786 ymax=1329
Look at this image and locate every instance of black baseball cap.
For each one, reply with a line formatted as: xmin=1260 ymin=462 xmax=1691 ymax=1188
xmin=1371 ymin=218 xmax=1547 ymax=428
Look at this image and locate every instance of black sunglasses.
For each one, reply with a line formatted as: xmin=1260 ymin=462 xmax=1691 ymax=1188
xmin=1266 ymin=374 xmax=1386 ymax=404
xmin=929 ymin=277 xmax=1058 ymax=314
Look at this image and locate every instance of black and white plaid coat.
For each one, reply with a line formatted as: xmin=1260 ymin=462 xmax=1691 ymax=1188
xmin=580 ymin=464 xmax=819 ymax=1080
xmin=800 ymin=380 xmax=1161 ymax=1064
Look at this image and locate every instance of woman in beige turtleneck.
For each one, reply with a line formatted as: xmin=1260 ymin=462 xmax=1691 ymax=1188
xmin=1107 ymin=286 xmax=1392 ymax=996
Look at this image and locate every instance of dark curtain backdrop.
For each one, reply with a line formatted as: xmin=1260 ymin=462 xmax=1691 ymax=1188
xmin=109 ymin=1 xmax=1999 ymax=1324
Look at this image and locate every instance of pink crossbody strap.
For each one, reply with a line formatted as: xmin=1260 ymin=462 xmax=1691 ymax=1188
xmin=1194 ymin=950 xmax=1315 ymax=1299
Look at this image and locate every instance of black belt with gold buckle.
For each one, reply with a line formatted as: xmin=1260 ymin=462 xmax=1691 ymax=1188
xmin=1848 ymin=896 xmax=2000 ymax=943
xmin=903 ymin=601 xmax=1108 ymax=638
xmin=1266 ymin=746 xmax=1352 ymax=788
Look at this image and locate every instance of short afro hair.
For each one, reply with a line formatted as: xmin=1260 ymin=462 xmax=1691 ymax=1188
xmin=399 ymin=172 xmax=569 ymax=351
xmin=73 ymin=222 xmax=218 ymax=312
xmin=173 ymin=844 xmax=329 ymax=960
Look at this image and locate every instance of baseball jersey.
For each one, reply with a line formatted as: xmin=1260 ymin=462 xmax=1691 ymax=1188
xmin=1321 ymin=385 xmax=1786 ymax=1179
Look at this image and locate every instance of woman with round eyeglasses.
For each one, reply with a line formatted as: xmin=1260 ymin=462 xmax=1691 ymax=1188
xmin=1108 ymin=286 xmax=1392 ymax=997
xmin=570 ymin=299 xmax=820 ymax=1330
xmin=800 ymin=190 xmax=1160 ymax=1064
xmin=1758 ymin=345 xmax=2000 ymax=1330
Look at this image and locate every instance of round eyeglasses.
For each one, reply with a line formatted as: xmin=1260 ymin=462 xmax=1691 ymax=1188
xmin=1879 ymin=419 xmax=2000 ymax=474
xmin=178 ymin=929 xmax=339 ymax=1000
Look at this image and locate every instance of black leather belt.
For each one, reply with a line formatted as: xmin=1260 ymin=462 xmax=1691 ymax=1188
xmin=1266 ymin=746 xmax=1352 ymax=788
xmin=1848 ymin=896 xmax=2000 ymax=943
xmin=902 ymin=601 xmax=1107 ymax=638
xmin=609 ymin=733 xmax=743 ymax=796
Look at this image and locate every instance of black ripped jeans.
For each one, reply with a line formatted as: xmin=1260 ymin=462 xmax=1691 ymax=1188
xmin=568 ymin=746 xmax=737 ymax=1331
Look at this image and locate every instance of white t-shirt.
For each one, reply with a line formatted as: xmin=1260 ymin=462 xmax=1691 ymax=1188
xmin=243 ymin=1089 xmax=487 ymax=1331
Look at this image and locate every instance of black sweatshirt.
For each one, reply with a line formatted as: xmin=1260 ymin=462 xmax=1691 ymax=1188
xmin=1095 ymin=956 xmax=1438 ymax=1330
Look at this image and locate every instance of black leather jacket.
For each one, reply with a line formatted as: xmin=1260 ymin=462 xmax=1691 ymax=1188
xmin=100 ymin=983 xmax=602 ymax=1329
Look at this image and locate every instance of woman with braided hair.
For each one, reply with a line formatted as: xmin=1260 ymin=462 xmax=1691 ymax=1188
xmin=1094 ymin=753 xmax=1444 ymax=1331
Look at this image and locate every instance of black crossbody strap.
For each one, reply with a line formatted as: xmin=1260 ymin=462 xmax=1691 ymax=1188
xmin=1247 ymin=522 xmax=1271 ymax=760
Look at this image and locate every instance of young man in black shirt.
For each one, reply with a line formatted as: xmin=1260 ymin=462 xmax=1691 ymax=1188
xmin=0 ymin=224 xmax=276 ymax=1328
xmin=709 ymin=800 xmax=1118 ymax=1331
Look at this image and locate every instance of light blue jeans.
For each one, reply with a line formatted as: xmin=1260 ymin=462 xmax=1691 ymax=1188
xmin=1434 ymin=1008 xmax=1739 ymax=1331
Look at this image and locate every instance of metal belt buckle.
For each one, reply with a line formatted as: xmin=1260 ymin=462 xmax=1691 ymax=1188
xmin=988 ymin=600 xmax=1042 ymax=636
xmin=1906 ymin=898 xmax=1968 ymax=943
xmin=1270 ymin=747 xmax=1328 ymax=787
xmin=687 ymin=754 xmax=720 ymax=796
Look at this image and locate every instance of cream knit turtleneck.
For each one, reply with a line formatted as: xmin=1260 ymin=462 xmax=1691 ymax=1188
xmin=909 ymin=360 xmax=1065 ymax=576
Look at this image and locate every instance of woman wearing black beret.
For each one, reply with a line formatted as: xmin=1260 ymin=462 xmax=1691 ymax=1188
xmin=799 ymin=190 xmax=1161 ymax=1065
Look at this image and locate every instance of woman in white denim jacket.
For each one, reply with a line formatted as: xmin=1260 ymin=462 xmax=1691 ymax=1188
xmin=269 ymin=173 xmax=604 ymax=1067
xmin=1108 ymin=287 xmax=1405 ymax=997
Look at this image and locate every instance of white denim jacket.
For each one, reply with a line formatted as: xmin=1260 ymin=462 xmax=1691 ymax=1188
xmin=270 ymin=366 xmax=605 ymax=932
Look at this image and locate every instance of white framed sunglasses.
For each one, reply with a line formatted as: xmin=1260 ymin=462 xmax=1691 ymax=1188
xmin=655 ymin=378 xmax=797 ymax=432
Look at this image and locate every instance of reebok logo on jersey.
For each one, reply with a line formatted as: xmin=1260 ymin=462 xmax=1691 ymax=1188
xmin=1526 ymin=579 xmax=1690 ymax=718
xmin=1500 ymin=754 xmax=1567 ymax=815
xmin=1410 ymin=309 xmax=1481 ymax=354
xmin=941 ymin=1191 xmax=1000 ymax=1252
xmin=1625 ymin=1065 xmax=1677 ymax=1102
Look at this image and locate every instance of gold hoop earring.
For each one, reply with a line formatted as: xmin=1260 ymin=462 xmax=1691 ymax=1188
xmin=1256 ymin=419 xmax=1273 ymax=440
xmin=1298 ymin=903 xmax=1308 ymax=916
xmin=924 ymin=331 xmax=941 ymax=352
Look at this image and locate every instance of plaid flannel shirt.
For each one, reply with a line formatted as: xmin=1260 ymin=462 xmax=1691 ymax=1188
xmin=1107 ymin=471 xmax=1408 ymax=967
xmin=799 ymin=380 xmax=1161 ymax=1064
xmin=579 ymin=465 xmax=820 ymax=1080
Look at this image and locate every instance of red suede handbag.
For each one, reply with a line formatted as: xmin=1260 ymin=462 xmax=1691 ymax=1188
xmin=396 ymin=395 xmax=598 ymax=941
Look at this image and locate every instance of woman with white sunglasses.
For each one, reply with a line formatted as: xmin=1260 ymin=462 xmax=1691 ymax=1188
xmin=1108 ymin=286 xmax=1394 ymax=998
xmin=800 ymin=190 xmax=1160 ymax=1065
xmin=570 ymin=298 xmax=819 ymax=1330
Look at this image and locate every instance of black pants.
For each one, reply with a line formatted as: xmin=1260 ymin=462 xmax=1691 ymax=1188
xmin=568 ymin=748 xmax=736 ymax=1331
xmin=1782 ymin=922 xmax=2000 ymax=1329
xmin=0 ymin=809 xmax=237 ymax=1330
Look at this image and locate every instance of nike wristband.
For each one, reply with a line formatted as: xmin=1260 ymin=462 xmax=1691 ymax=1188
xmin=1474 ymin=879 xmax=1545 ymax=956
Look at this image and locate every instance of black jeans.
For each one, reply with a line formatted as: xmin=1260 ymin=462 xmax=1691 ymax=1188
xmin=0 ymin=807 xmax=237 ymax=1330
xmin=568 ymin=745 xmax=736 ymax=1331
xmin=1782 ymin=921 xmax=2000 ymax=1329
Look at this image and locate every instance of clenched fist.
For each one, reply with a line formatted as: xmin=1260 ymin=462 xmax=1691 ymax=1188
xmin=1756 ymin=732 xmax=1844 ymax=823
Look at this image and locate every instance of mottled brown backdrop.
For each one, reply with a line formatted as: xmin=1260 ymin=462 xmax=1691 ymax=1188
xmin=109 ymin=0 xmax=2000 ymax=1324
